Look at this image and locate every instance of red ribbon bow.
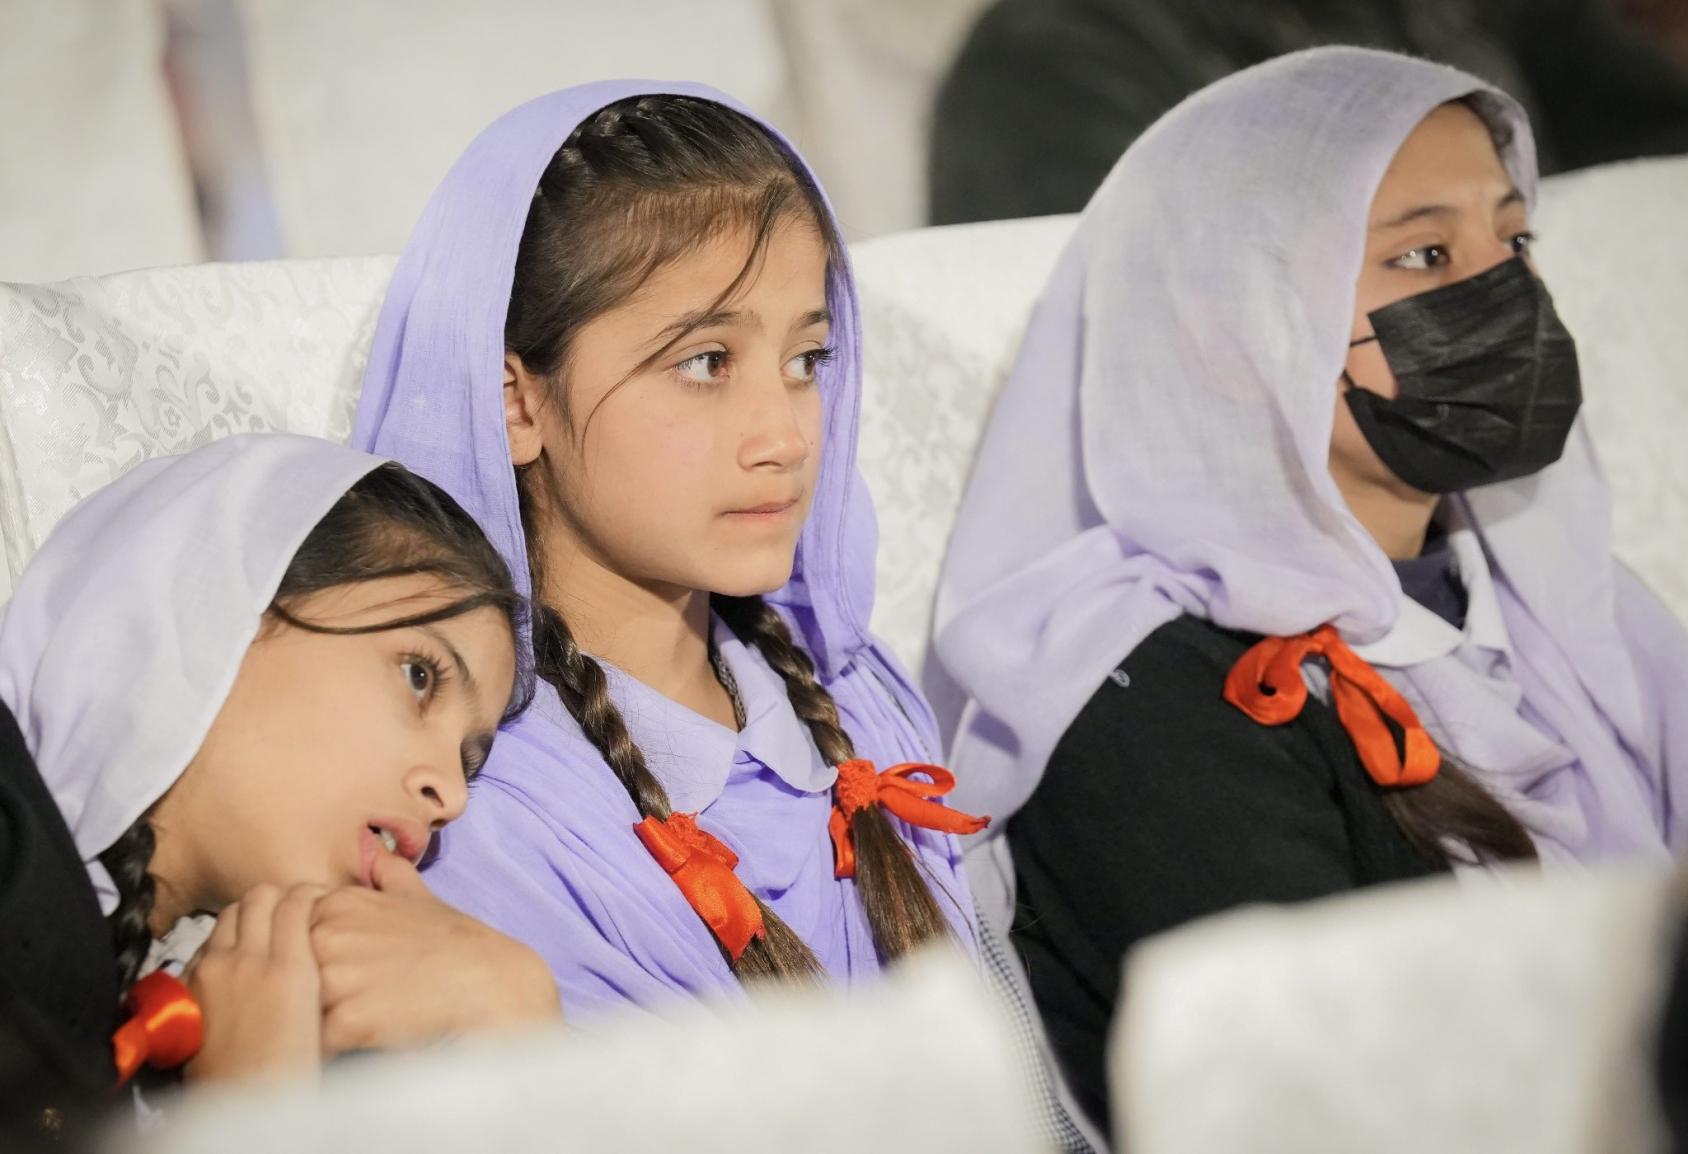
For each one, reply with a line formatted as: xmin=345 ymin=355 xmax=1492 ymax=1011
xmin=1223 ymin=624 xmax=1439 ymax=788
xmin=829 ymin=760 xmax=991 ymax=879
xmin=635 ymin=812 xmax=766 ymax=961
xmin=111 ymin=971 xmax=203 ymax=1087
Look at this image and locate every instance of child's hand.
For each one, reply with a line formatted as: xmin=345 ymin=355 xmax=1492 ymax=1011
xmin=184 ymin=884 xmax=325 ymax=1083
xmin=310 ymin=856 xmax=560 ymax=1058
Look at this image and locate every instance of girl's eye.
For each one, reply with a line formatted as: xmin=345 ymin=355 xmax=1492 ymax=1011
xmin=785 ymin=346 xmax=835 ymax=384
xmin=674 ymin=350 xmax=729 ymax=385
xmin=401 ymin=658 xmax=437 ymax=704
xmin=1509 ymin=231 xmax=1535 ymax=255
xmin=1389 ymin=245 xmax=1448 ymax=271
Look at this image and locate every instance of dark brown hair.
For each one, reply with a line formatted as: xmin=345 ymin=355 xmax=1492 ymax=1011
xmin=101 ymin=462 xmax=531 ymax=989
xmin=1383 ymin=754 xmax=1537 ymax=867
xmin=507 ymin=95 xmax=955 ymax=981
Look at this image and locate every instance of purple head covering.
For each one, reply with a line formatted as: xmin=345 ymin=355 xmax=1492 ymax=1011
xmin=354 ymin=82 xmax=972 ymax=1015
xmin=934 ymin=47 xmax=1687 ymax=923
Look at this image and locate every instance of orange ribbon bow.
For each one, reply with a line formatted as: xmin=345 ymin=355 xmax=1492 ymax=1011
xmin=1223 ymin=623 xmax=1439 ymax=788
xmin=111 ymin=971 xmax=203 ymax=1087
xmin=635 ymin=812 xmax=766 ymax=961
xmin=829 ymin=760 xmax=991 ymax=879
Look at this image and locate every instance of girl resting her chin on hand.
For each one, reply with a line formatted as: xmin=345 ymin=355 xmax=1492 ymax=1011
xmin=0 ymin=434 xmax=560 ymax=1144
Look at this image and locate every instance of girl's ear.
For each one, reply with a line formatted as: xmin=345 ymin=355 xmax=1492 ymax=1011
xmin=504 ymin=354 xmax=548 ymax=468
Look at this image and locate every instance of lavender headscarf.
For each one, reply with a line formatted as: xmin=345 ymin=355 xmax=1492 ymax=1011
xmin=935 ymin=47 xmax=1687 ymax=917
xmin=354 ymin=82 xmax=971 ymax=1014
xmin=0 ymin=434 xmax=384 ymax=912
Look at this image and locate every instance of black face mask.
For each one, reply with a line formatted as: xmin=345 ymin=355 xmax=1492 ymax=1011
xmin=1342 ymin=255 xmax=1582 ymax=494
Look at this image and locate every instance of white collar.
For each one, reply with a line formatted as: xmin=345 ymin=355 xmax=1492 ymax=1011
xmin=1351 ymin=525 xmax=1510 ymax=670
xmin=599 ymin=616 xmax=834 ymax=814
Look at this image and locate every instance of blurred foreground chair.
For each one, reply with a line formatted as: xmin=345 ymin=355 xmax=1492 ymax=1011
xmin=1112 ymin=865 xmax=1680 ymax=1153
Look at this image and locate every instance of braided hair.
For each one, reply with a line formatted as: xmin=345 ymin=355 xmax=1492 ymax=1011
xmin=507 ymin=96 xmax=957 ymax=980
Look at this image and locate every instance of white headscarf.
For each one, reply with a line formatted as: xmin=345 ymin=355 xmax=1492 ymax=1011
xmin=0 ymin=433 xmax=385 ymax=910
xmin=935 ymin=48 xmax=1680 ymax=926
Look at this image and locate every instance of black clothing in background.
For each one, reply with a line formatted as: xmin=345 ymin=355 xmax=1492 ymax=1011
xmin=1660 ymin=893 xmax=1688 ymax=1154
xmin=0 ymin=699 xmax=122 ymax=1147
xmin=1006 ymin=614 xmax=1441 ymax=1136
xmin=931 ymin=0 xmax=1688 ymax=225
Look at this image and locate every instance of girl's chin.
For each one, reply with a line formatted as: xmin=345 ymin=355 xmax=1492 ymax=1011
xmin=701 ymin=557 xmax=800 ymax=600
xmin=707 ymin=577 xmax=795 ymax=600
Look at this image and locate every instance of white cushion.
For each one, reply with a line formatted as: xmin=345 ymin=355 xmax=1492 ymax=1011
xmin=1528 ymin=157 xmax=1688 ymax=621
xmin=0 ymin=257 xmax=393 ymax=600
xmin=129 ymin=949 xmax=1045 ymax=1154
xmin=1111 ymin=867 xmax=1675 ymax=1153
xmin=3 ymin=158 xmax=1685 ymax=664
xmin=852 ymin=215 xmax=1073 ymax=669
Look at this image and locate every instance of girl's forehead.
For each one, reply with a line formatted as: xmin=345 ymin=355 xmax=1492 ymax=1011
xmin=1373 ymin=105 xmax=1511 ymax=205
xmin=610 ymin=223 xmax=832 ymax=330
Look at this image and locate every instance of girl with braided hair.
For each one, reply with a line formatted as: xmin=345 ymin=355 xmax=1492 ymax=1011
xmin=354 ymin=84 xmax=986 ymax=1007
xmin=0 ymin=434 xmax=553 ymax=1141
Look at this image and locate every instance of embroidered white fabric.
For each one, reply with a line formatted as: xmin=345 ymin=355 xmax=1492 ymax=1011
xmin=1 ymin=158 xmax=1685 ymax=671
xmin=0 ymin=257 xmax=394 ymax=598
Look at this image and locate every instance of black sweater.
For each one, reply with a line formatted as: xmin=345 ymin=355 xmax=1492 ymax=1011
xmin=0 ymin=699 xmax=123 ymax=1146
xmin=1007 ymin=614 xmax=1442 ymax=1136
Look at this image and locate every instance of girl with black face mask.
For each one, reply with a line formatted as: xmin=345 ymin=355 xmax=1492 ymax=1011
xmin=931 ymin=47 xmax=1688 ymax=1140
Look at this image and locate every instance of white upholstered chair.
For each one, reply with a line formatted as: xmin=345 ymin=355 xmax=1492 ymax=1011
xmin=7 ymin=155 xmax=1682 ymax=666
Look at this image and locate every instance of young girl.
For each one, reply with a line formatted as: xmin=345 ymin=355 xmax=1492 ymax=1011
xmin=353 ymin=83 xmax=984 ymax=1012
xmin=933 ymin=46 xmax=1688 ymax=1134
xmin=0 ymin=434 xmax=556 ymax=1143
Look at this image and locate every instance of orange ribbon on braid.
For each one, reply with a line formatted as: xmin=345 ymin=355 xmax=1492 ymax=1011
xmin=111 ymin=971 xmax=203 ymax=1087
xmin=1223 ymin=623 xmax=1439 ymax=788
xmin=635 ymin=812 xmax=766 ymax=961
xmin=829 ymin=760 xmax=991 ymax=879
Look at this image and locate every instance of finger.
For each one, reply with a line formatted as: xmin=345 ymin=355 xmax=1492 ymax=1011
xmin=235 ymin=884 xmax=283 ymax=953
xmin=370 ymin=854 xmax=429 ymax=896
xmin=307 ymin=885 xmax=370 ymax=930
xmin=206 ymin=904 xmax=240 ymax=953
xmin=314 ymin=957 xmax=363 ymax=1009
xmin=272 ymin=884 xmax=327 ymax=963
xmin=321 ymin=999 xmax=382 ymax=1058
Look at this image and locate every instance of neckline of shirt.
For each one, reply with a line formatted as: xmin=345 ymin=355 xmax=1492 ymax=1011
xmin=595 ymin=615 xmax=837 ymax=813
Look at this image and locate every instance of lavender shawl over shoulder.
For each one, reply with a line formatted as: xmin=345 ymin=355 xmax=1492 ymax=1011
xmin=353 ymin=81 xmax=974 ymax=1017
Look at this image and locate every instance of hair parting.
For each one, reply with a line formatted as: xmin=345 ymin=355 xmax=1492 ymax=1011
xmin=508 ymin=95 xmax=958 ymax=981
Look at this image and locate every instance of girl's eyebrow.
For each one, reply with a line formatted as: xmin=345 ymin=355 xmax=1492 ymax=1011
xmin=647 ymin=306 xmax=831 ymax=348
xmin=649 ymin=307 xmax=748 ymax=347
xmin=793 ymin=307 xmax=831 ymax=331
xmin=1372 ymin=187 xmax=1524 ymax=231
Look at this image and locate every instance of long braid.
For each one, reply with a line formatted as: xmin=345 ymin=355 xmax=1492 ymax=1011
xmin=504 ymin=94 xmax=875 ymax=980
xmin=98 ymin=816 xmax=158 ymax=990
xmin=714 ymin=595 xmax=955 ymax=960
xmin=519 ymin=480 xmax=821 ymax=981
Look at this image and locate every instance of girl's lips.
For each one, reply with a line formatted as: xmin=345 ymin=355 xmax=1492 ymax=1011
xmin=357 ymin=826 xmax=386 ymax=888
xmin=356 ymin=820 xmax=427 ymax=886
xmin=724 ymin=497 xmax=800 ymax=518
